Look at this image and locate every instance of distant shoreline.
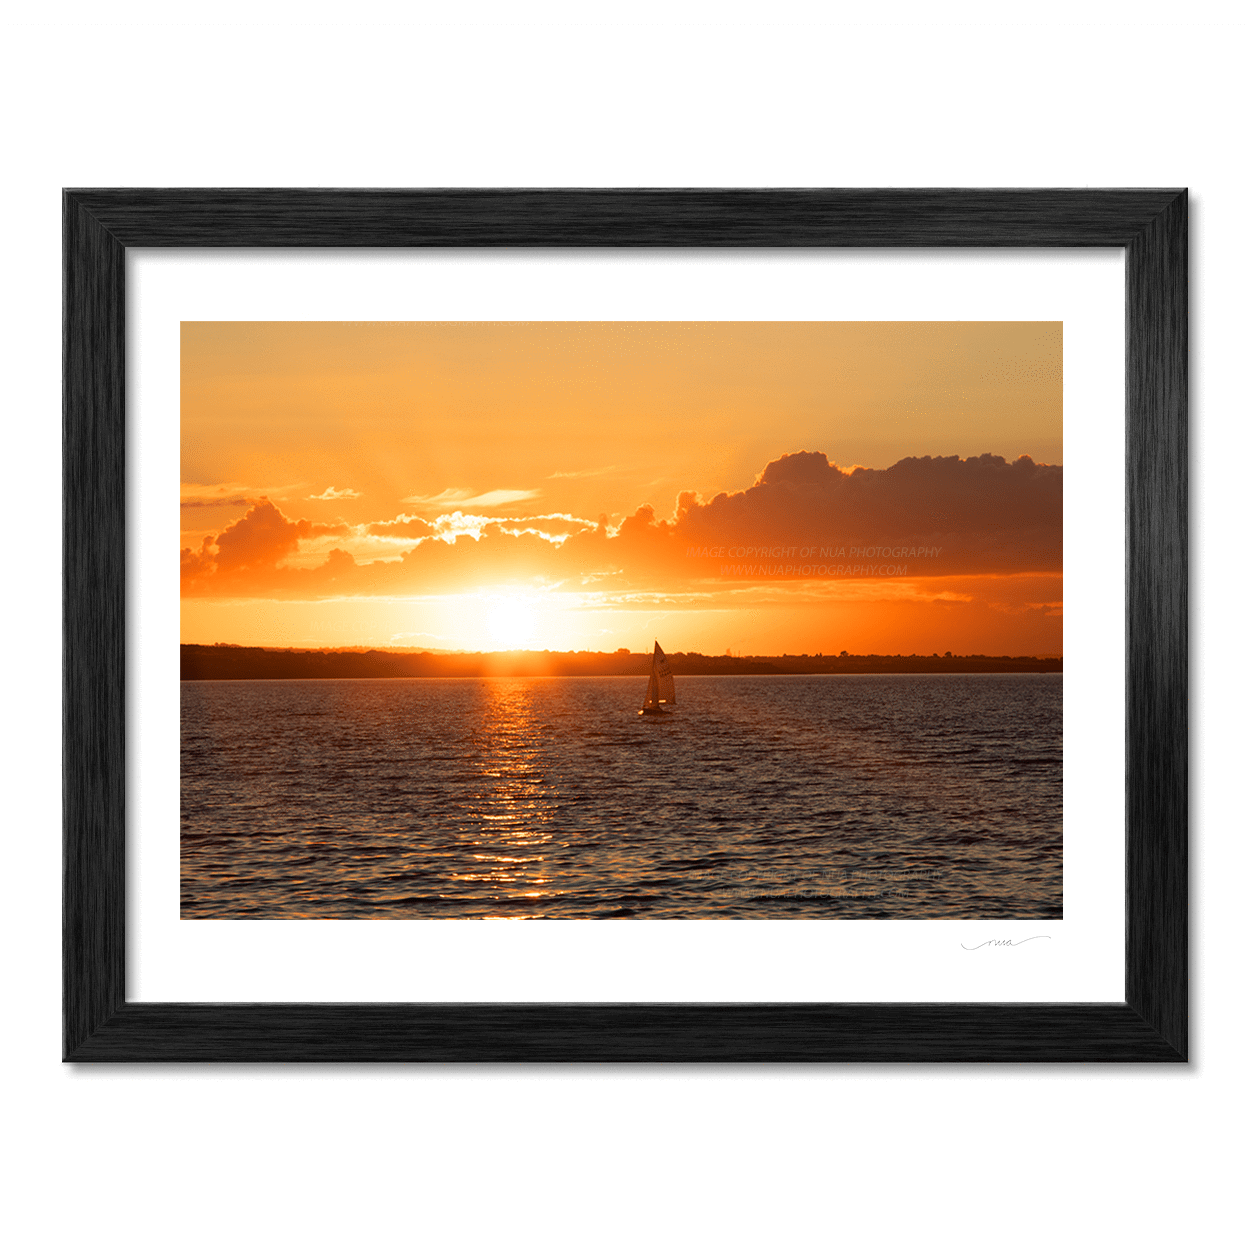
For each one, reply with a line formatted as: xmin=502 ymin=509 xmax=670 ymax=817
xmin=181 ymin=644 xmax=1062 ymax=681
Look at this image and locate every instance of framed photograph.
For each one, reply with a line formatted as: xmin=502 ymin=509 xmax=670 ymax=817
xmin=64 ymin=189 xmax=1186 ymax=1061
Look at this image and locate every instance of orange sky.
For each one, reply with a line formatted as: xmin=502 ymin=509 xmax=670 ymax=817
xmin=181 ymin=321 xmax=1062 ymax=655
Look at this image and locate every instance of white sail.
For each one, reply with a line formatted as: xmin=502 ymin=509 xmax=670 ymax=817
xmin=641 ymin=640 xmax=675 ymax=711
xmin=643 ymin=668 xmax=660 ymax=707
xmin=653 ymin=642 xmax=675 ymax=705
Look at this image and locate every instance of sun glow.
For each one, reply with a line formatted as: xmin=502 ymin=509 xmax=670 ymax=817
xmin=484 ymin=592 xmax=542 ymax=650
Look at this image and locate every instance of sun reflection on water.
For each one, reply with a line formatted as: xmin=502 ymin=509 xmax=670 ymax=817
xmin=451 ymin=681 xmax=558 ymax=907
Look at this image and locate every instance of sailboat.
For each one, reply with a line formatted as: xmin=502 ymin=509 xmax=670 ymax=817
xmin=639 ymin=640 xmax=676 ymax=715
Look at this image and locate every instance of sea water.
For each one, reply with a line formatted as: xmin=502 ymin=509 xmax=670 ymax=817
xmin=180 ymin=673 xmax=1062 ymax=919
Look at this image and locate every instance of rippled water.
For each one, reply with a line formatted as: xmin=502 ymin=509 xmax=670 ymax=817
xmin=180 ymin=674 xmax=1062 ymax=919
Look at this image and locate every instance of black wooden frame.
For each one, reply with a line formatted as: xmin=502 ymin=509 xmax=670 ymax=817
xmin=63 ymin=189 xmax=1187 ymax=1061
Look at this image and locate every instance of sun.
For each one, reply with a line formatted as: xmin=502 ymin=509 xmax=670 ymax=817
xmin=484 ymin=592 xmax=541 ymax=651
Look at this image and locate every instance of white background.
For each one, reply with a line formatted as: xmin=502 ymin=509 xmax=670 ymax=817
xmin=132 ymin=249 xmax=1124 ymax=1005
xmin=4 ymin=3 xmax=1243 ymax=1248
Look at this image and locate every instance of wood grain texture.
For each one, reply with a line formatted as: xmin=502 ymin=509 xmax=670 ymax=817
xmin=62 ymin=194 xmax=127 ymax=1058
xmin=65 ymin=187 xmax=1182 ymax=248
xmin=1125 ymin=191 xmax=1188 ymax=1057
xmin=62 ymin=188 xmax=1188 ymax=1063
xmin=70 ymin=1003 xmax=1180 ymax=1063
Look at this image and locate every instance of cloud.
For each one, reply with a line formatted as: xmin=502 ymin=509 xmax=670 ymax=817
xmin=663 ymin=451 xmax=1062 ymax=576
xmin=180 ymin=481 xmax=304 ymax=507
xmin=213 ymin=499 xmax=311 ymax=571
xmin=494 ymin=516 xmax=594 ymax=546
xmin=181 ymin=499 xmax=353 ymax=591
xmin=181 ymin=497 xmax=249 ymax=509
xmin=366 ymin=514 xmax=436 ymax=538
xmin=400 ymin=488 xmax=541 ymax=509
xmin=182 ymin=451 xmax=1061 ymax=600
xmin=423 ymin=510 xmax=597 ymax=546
xmin=308 ymin=486 xmax=361 ymax=501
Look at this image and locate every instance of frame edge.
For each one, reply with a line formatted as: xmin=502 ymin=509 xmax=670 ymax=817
xmin=61 ymin=188 xmax=1189 ymax=1062
xmin=63 ymin=191 xmax=127 ymax=1057
xmin=1125 ymin=189 xmax=1188 ymax=1058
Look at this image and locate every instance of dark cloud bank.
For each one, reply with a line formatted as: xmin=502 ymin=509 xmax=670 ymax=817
xmin=181 ymin=451 xmax=1061 ymax=598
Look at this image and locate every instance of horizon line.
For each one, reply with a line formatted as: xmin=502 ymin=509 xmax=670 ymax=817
xmin=181 ymin=642 xmax=1064 ymax=660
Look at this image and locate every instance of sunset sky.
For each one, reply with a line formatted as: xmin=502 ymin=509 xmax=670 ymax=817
xmin=181 ymin=321 xmax=1062 ymax=655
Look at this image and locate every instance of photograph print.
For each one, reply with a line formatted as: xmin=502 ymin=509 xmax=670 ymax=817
xmin=180 ymin=321 xmax=1062 ymax=920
